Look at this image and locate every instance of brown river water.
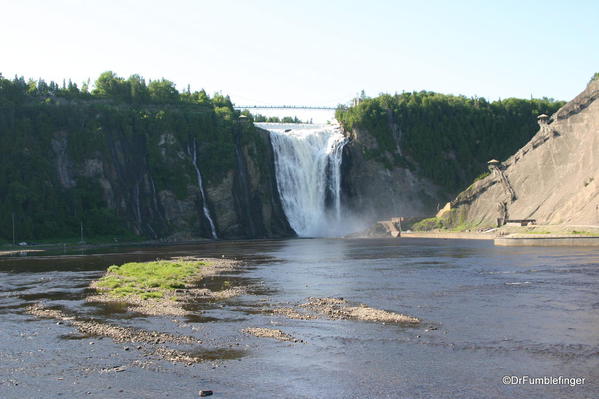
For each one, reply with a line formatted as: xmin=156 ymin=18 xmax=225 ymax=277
xmin=1 ymin=238 xmax=598 ymax=398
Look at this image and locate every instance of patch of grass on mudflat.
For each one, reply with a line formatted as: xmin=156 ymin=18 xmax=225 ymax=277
xmin=571 ymin=230 xmax=596 ymax=236
xmin=96 ymin=259 xmax=206 ymax=300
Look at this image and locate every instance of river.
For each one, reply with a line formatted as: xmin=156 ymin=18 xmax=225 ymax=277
xmin=1 ymin=238 xmax=598 ymax=398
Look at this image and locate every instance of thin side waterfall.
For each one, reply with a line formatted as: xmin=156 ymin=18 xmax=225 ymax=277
xmin=261 ymin=123 xmax=348 ymax=237
xmin=191 ymin=140 xmax=218 ymax=239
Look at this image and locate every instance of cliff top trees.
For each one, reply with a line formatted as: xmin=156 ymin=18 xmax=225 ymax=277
xmin=94 ymin=71 xmax=128 ymax=100
xmin=336 ymin=91 xmax=565 ymax=193
xmin=148 ymin=78 xmax=178 ymax=103
xmin=0 ymin=71 xmax=229 ymax=108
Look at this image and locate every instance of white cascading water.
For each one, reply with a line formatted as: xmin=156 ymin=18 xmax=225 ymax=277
xmin=191 ymin=140 xmax=218 ymax=239
xmin=259 ymin=123 xmax=348 ymax=237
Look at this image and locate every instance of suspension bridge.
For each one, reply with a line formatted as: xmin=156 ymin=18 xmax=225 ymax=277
xmin=233 ymin=105 xmax=337 ymax=110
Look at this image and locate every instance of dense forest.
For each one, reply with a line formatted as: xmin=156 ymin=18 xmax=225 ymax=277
xmin=0 ymin=72 xmax=257 ymax=242
xmin=336 ymin=92 xmax=565 ymax=194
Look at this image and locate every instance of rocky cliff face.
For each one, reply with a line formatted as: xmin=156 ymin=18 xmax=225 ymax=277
xmin=50 ymin=122 xmax=293 ymax=240
xmin=341 ymin=126 xmax=443 ymax=222
xmin=447 ymin=79 xmax=599 ymax=227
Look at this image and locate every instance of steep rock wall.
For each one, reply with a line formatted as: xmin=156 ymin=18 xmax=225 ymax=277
xmin=449 ymin=80 xmax=599 ymax=227
xmin=97 ymin=124 xmax=293 ymax=239
xmin=1 ymin=101 xmax=293 ymax=240
xmin=341 ymin=126 xmax=443 ymax=222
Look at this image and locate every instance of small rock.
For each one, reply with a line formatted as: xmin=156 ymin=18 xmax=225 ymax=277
xmin=56 ymin=321 xmax=64 ymax=325
xmin=199 ymin=390 xmax=213 ymax=397
xmin=124 ymin=346 xmax=130 ymax=351
xmin=137 ymin=345 xmax=142 ymax=350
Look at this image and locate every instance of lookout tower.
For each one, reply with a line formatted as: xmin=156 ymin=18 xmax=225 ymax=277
xmin=487 ymin=159 xmax=500 ymax=172
xmin=537 ymin=114 xmax=549 ymax=126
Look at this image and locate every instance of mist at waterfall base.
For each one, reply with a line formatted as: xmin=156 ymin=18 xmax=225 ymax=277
xmin=259 ymin=123 xmax=366 ymax=237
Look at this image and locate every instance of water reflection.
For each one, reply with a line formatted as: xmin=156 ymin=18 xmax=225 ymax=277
xmin=0 ymin=238 xmax=598 ymax=398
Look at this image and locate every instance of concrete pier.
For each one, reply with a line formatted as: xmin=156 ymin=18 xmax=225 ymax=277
xmin=495 ymin=235 xmax=599 ymax=246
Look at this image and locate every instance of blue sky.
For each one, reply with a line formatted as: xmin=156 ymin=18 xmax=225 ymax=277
xmin=1 ymin=0 xmax=597 ymax=105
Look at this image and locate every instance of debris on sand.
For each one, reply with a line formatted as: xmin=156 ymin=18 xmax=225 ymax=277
xmin=301 ymin=297 xmax=420 ymax=324
xmin=242 ymin=327 xmax=302 ymax=343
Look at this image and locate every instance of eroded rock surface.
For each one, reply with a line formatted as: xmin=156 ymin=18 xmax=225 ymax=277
xmin=449 ymin=79 xmax=599 ymax=227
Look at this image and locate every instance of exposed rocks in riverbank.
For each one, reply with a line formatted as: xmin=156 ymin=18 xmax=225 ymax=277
xmin=24 ymin=303 xmax=240 ymax=365
xmin=242 ymin=327 xmax=301 ymax=343
xmin=240 ymin=297 xmax=420 ymax=344
xmin=269 ymin=306 xmax=318 ymax=320
xmin=254 ymin=297 xmax=420 ymax=325
xmin=301 ymin=297 xmax=420 ymax=324
xmin=26 ymin=304 xmax=200 ymax=345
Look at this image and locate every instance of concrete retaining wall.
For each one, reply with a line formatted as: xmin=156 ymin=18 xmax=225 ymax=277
xmin=495 ymin=237 xmax=599 ymax=246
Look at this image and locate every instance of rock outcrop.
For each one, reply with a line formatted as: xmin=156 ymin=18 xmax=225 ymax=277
xmin=447 ymin=79 xmax=599 ymax=227
xmin=50 ymin=123 xmax=292 ymax=240
xmin=341 ymin=126 xmax=443 ymax=222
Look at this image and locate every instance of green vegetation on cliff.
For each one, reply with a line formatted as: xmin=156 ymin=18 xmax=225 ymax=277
xmin=0 ymin=72 xmax=253 ymax=241
xmin=336 ymin=92 xmax=564 ymax=193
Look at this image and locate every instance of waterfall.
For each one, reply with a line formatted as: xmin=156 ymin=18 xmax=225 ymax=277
xmin=190 ymin=140 xmax=218 ymax=239
xmin=260 ymin=123 xmax=347 ymax=237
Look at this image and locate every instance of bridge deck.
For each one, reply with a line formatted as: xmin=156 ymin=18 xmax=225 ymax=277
xmin=234 ymin=105 xmax=337 ymax=110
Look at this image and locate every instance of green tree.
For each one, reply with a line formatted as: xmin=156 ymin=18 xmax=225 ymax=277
xmin=148 ymin=78 xmax=179 ymax=103
xmin=127 ymin=74 xmax=149 ymax=103
xmin=93 ymin=71 xmax=129 ymax=100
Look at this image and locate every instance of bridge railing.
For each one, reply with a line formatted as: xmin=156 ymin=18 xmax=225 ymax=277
xmin=233 ymin=105 xmax=337 ymax=110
